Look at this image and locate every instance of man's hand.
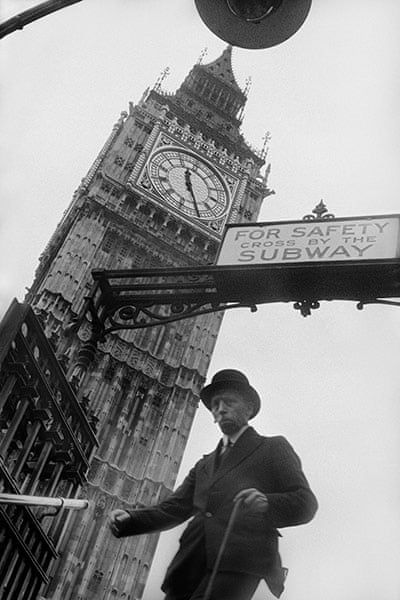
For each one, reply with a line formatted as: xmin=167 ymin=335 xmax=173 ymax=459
xmin=109 ymin=509 xmax=130 ymax=537
xmin=234 ymin=488 xmax=269 ymax=513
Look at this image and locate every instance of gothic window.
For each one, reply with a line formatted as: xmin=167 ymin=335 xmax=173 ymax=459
xmin=88 ymin=569 xmax=103 ymax=592
xmin=152 ymin=394 xmax=163 ymax=410
xmin=119 ymin=244 xmax=129 ymax=259
xmin=160 ymin=366 xmax=173 ymax=386
xmin=120 ymin=196 xmax=137 ymax=217
xmin=135 ymin=386 xmax=147 ymax=404
xmin=116 ymin=554 xmax=129 ymax=587
xmin=128 ymin=385 xmax=147 ymax=432
xmin=120 ymin=376 xmax=131 ymax=393
xmin=101 ymin=231 xmax=116 ymax=253
xmin=136 ymin=564 xmax=149 ymax=598
xmin=104 ymin=358 xmax=118 ymax=381
xmin=130 ymin=252 xmax=145 ymax=267
xmin=100 ymin=181 xmax=112 ymax=193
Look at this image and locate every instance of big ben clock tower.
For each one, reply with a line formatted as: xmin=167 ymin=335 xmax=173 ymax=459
xmin=29 ymin=46 xmax=273 ymax=599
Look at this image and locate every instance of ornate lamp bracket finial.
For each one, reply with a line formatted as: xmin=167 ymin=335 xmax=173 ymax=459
xmin=293 ymin=300 xmax=321 ymax=317
xmin=293 ymin=201 xmax=336 ymax=316
xmin=302 ymin=200 xmax=335 ymax=221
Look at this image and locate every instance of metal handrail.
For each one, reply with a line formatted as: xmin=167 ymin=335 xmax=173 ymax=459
xmin=0 ymin=493 xmax=89 ymax=510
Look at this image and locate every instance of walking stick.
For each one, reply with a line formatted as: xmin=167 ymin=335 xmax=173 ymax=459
xmin=203 ymin=497 xmax=243 ymax=600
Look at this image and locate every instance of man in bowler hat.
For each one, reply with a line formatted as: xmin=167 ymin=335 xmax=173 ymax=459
xmin=109 ymin=369 xmax=318 ymax=599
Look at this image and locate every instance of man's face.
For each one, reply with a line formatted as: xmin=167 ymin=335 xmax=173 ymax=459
xmin=210 ymin=388 xmax=252 ymax=435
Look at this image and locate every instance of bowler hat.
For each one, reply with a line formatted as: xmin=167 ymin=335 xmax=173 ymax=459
xmin=200 ymin=369 xmax=260 ymax=418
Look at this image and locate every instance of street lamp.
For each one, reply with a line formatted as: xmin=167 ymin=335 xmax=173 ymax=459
xmin=0 ymin=0 xmax=312 ymax=47
xmin=195 ymin=0 xmax=312 ymax=49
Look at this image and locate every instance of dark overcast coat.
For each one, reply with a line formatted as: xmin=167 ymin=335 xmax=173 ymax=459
xmin=116 ymin=427 xmax=318 ymax=598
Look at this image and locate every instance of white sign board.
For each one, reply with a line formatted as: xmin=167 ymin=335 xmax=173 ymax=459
xmin=217 ymin=215 xmax=400 ymax=266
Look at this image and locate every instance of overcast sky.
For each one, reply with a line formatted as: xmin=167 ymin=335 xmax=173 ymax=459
xmin=1 ymin=2 xmax=400 ymax=599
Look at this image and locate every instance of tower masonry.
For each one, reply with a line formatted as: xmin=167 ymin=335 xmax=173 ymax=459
xmin=27 ymin=46 xmax=273 ymax=600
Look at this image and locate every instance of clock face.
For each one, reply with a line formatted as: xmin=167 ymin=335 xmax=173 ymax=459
xmin=148 ymin=147 xmax=230 ymax=221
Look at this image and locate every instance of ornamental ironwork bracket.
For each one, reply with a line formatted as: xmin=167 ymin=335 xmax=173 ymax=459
xmin=62 ymin=206 xmax=400 ymax=380
xmin=67 ymin=265 xmax=261 ymax=345
xmin=356 ymin=298 xmax=400 ymax=310
xmin=62 ymin=259 xmax=400 ymax=378
xmin=66 ymin=259 xmax=400 ymax=342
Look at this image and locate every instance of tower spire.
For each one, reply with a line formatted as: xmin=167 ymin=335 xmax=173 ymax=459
xmin=201 ymin=44 xmax=244 ymax=93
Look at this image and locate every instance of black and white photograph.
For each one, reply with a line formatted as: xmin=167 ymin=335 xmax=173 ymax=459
xmin=1 ymin=2 xmax=399 ymax=599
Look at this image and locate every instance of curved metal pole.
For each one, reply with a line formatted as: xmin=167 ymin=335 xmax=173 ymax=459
xmin=0 ymin=492 xmax=89 ymax=510
xmin=203 ymin=498 xmax=243 ymax=600
xmin=0 ymin=0 xmax=83 ymax=40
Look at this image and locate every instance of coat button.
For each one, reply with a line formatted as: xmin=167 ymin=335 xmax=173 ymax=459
xmin=205 ymin=512 xmax=212 ymax=518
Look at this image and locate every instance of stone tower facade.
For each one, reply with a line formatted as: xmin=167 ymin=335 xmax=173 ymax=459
xmin=27 ymin=46 xmax=273 ymax=600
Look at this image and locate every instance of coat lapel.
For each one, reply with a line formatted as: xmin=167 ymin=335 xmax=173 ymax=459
xmin=211 ymin=427 xmax=264 ymax=485
xmin=199 ymin=442 xmax=222 ymax=481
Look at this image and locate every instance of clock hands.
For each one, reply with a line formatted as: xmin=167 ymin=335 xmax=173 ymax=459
xmin=150 ymin=150 xmax=228 ymax=220
xmin=184 ymin=168 xmax=201 ymax=218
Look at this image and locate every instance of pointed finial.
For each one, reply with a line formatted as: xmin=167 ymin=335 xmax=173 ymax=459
xmin=261 ymin=131 xmax=272 ymax=160
xmin=138 ymin=86 xmax=150 ymax=105
xmin=197 ymin=47 xmax=208 ymax=64
xmin=263 ymin=163 xmax=271 ymax=184
xmin=313 ymin=200 xmax=328 ymax=218
xmin=244 ymin=76 xmax=252 ymax=98
xmin=302 ymin=201 xmax=335 ymax=221
xmin=154 ymin=66 xmax=170 ymax=92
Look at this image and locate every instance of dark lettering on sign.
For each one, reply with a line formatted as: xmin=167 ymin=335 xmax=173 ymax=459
xmin=220 ymin=218 xmax=398 ymax=265
xmin=238 ymin=250 xmax=255 ymax=262
xmin=305 ymin=246 xmax=330 ymax=259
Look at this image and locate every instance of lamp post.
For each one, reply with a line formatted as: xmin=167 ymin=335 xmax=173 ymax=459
xmin=0 ymin=0 xmax=312 ymax=47
xmin=0 ymin=0 xmax=82 ymax=39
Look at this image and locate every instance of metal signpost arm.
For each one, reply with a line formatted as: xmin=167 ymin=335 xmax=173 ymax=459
xmin=64 ymin=210 xmax=400 ymax=377
xmin=68 ymin=258 xmax=400 ymax=341
xmin=0 ymin=0 xmax=83 ymax=40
